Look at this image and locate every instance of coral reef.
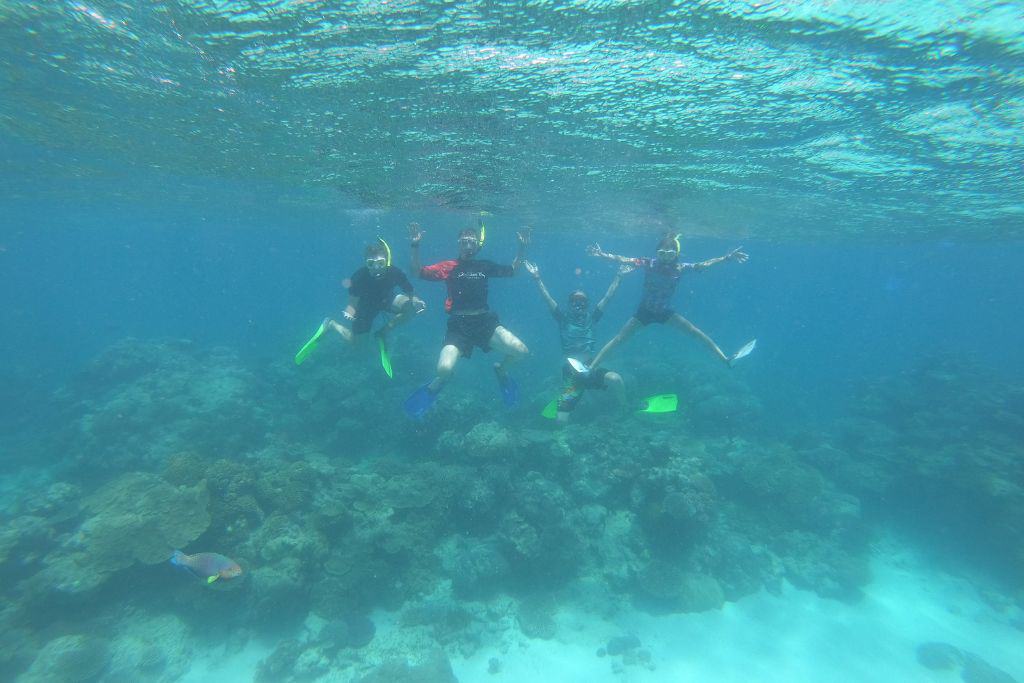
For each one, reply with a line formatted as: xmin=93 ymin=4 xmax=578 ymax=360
xmin=35 ymin=472 xmax=210 ymax=597
xmin=17 ymin=634 xmax=110 ymax=683
xmin=2 ymin=339 xmax=1020 ymax=680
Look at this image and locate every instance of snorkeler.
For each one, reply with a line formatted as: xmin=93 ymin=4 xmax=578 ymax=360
xmin=404 ymin=221 xmax=531 ymax=418
xmin=523 ymin=260 xmax=634 ymax=422
xmin=325 ymin=239 xmax=426 ymax=347
xmin=577 ymin=234 xmax=755 ymax=373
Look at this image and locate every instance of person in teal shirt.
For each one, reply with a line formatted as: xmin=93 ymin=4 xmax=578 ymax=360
xmin=524 ymin=260 xmax=633 ymax=422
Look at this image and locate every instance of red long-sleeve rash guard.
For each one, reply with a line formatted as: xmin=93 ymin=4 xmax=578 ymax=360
xmin=419 ymin=259 xmax=514 ymax=313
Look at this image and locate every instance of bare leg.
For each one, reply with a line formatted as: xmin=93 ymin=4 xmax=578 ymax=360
xmin=605 ymin=371 xmax=627 ymax=408
xmin=668 ymin=313 xmax=730 ymax=364
xmin=428 ymin=344 xmax=461 ymax=393
xmin=589 ymin=317 xmax=642 ymax=370
xmin=327 ymin=319 xmax=355 ymax=344
xmin=378 ymin=294 xmax=416 ymax=337
xmin=489 ymin=326 xmax=529 ymax=374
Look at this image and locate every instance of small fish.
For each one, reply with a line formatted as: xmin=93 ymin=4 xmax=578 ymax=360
xmin=170 ymin=550 xmax=242 ymax=584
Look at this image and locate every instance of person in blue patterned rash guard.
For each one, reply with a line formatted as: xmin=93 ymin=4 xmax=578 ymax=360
xmin=523 ymin=259 xmax=633 ymax=422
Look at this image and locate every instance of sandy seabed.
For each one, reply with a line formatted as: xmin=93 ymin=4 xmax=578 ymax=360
xmin=180 ymin=540 xmax=1023 ymax=683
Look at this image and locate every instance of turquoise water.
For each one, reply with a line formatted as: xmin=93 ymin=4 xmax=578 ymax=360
xmin=1 ymin=2 xmax=1023 ymax=682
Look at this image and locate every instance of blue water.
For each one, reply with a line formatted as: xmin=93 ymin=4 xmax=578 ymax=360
xmin=1 ymin=2 xmax=1023 ymax=682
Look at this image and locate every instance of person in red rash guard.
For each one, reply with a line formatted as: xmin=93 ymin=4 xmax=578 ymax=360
xmin=403 ymin=220 xmax=531 ymax=418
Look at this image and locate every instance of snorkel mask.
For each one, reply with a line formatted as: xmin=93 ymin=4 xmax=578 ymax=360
xmin=569 ymin=290 xmax=589 ymax=312
xmin=458 ymin=222 xmax=484 ymax=259
xmin=656 ymin=234 xmax=681 ymax=263
xmin=366 ymin=237 xmax=391 ymax=276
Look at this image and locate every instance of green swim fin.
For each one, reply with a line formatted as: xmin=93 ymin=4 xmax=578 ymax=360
xmin=378 ymin=336 xmax=393 ymax=379
xmin=541 ymin=399 xmax=558 ymax=419
xmin=294 ymin=321 xmax=327 ymax=365
xmin=637 ymin=394 xmax=678 ymax=414
xmin=207 ymin=575 xmax=219 ymax=584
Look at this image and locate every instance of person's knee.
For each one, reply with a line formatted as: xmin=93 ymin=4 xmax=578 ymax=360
xmin=437 ymin=354 xmax=457 ymax=377
xmin=606 ymin=371 xmax=623 ymax=387
xmin=512 ymin=339 xmax=529 ymax=356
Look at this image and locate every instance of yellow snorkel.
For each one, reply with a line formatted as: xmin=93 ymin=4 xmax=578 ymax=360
xmin=673 ymin=233 xmax=682 ymax=254
xmin=377 ymin=236 xmax=392 ymax=267
xmin=478 ymin=212 xmax=487 ymax=248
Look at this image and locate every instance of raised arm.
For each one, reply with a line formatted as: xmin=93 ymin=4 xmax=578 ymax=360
xmin=409 ymin=222 xmax=424 ymax=276
xmin=688 ymin=247 xmax=749 ymax=271
xmin=523 ymin=261 xmax=559 ymax=314
xmin=511 ymin=227 xmax=531 ymax=272
xmin=586 ymin=243 xmax=642 ymax=265
xmin=595 ymin=264 xmax=634 ymax=313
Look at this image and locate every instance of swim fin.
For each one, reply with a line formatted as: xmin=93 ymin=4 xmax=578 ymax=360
xmin=377 ymin=335 xmax=393 ymax=379
xmin=294 ymin=320 xmax=328 ymax=365
xmin=498 ymin=374 xmax=519 ymax=407
xmin=730 ymin=339 xmax=757 ymax=366
xmin=566 ymin=357 xmax=589 ymax=376
xmin=207 ymin=575 xmax=219 ymax=585
xmin=404 ymin=383 xmax=438 ymax=419
xmin=637 ymin=394 xmax=678 ymax=414
xmin=541 ymin=399 xmax=558 ymax=419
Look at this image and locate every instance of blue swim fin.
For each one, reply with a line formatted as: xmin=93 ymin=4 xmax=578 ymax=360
xmin=498 ymin=374 xmax=519 ymax=407
xmin=404 ymin=383 xmax=438 ymax=419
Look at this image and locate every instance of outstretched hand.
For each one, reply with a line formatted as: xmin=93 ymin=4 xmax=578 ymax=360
xmin=586 ymin=243 xmax=605 ymax=257
xmin=617 ymin=264 xmax=635 ymax=276
xmin=728 ymin=247 xmax=749 ymax=263
xmin=523 ymin=260 xmax=540 ymax=278
xmin=408 ymin=222 xmax=424 ymax=245
xmin=411 ymin=297 xmax=427 ymax=313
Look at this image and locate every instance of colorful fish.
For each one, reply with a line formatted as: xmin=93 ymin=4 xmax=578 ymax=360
xmin=170 ymin=550 xmax=243 ymax=584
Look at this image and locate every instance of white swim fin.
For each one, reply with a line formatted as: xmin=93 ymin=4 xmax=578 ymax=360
xmin=731 ymin=339 xmax=757 ymax=365
xmin=566 ymin=357 xmax=589 ymax=375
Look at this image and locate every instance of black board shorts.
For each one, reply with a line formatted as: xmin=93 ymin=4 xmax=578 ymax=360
xmin=352 ymin=294 xmax=404 ymax=334
xmin=562 ymin=361 xmax=610 ymax=390
xmin=634 ymin=306 xmax=673 ymax=326
xmin=558 ymin=361 xmax=610 ymax=412
xmin=445 ymin=312 xmax=500 ymax=357
xmin=351 ymin=307 xmax=384 ymax=334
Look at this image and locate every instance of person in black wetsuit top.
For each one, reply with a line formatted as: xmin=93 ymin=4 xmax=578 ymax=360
xmin=404 ymin=221 xmax=530 ymax=417
xmin=326 ymin=240 xmax=425 ymax=346
xmin=579 ymin=233 xmax=753 ymax=373
xmin=523 ymin=259 xmax=634 ymax=422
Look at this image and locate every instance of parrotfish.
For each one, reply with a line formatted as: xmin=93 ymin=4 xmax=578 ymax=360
xmin=170 ymin=550 xmax=242 ymax=584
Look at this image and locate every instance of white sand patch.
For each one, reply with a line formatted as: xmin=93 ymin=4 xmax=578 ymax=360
xmin=171 ymin=543 xmax=1022 ymax=683
xmin=452 ymin=546 xmax=1023 ymax=683
xmin=178 ymin=638 xmax=270 ymax=683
